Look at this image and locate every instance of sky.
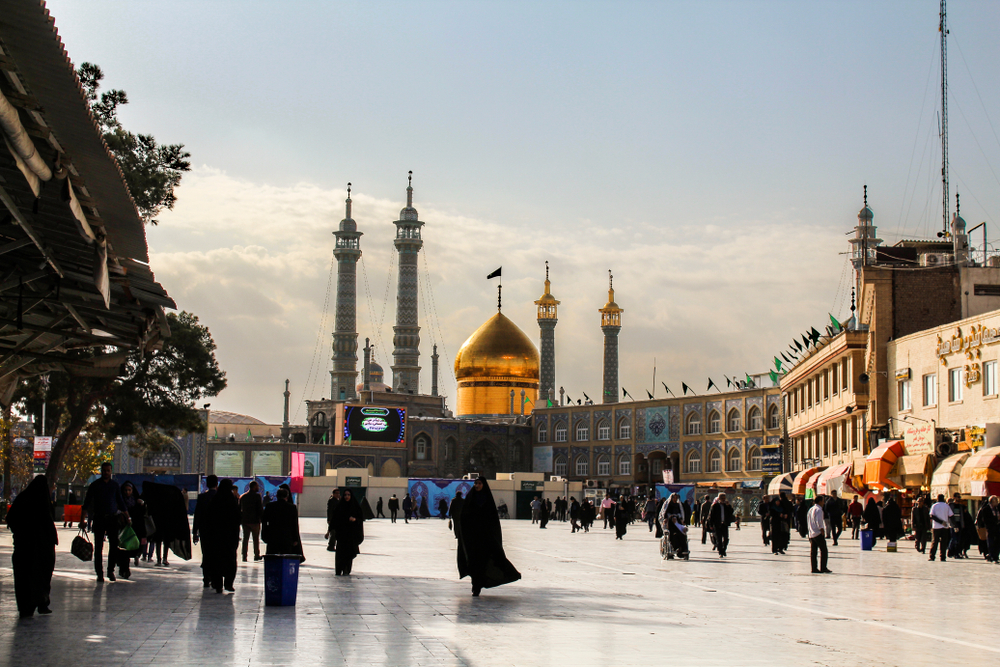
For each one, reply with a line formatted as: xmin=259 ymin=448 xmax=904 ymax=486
xmin=43 ymin=0 xmax=1000 ymax=424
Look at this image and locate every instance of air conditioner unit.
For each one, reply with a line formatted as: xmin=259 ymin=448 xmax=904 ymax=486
xmin=920 ymin=253 xmax=950 ymax=267
xmin=936 ymin=442 xmax=954 ymax=458
xmin=549 ymin=476 xmax=565 ymax=482
xmin=585 ymin=480 xmax=597 ymax=488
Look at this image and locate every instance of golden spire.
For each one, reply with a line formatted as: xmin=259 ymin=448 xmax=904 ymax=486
xmin=599 ymin=269 xmax=623 ymax=326
xmin=535 ymin=260 xmax=560 ymax=320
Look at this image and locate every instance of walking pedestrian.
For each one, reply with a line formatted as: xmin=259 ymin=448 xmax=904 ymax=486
xmin=402 ymin=494 xmax=413 ymax=523
xmin=419 ymin=496 xmax=431 ymax=519
xmin=326 ymin=488 xmax=341 ymax=551
xmin=193 ymin=475 xmax=218 ymax=587
xmin=449 ymin=491 xmax=464 ymax=532
xmin=438 ymin=497 xmax=450 ymax=519
xmin=928 ymin=494 xmax=953 ymax=562
xmin=454 ymin=477 xmax=521 ymax=596
xmin=975 ymin=495 xmax=999 ymax=562
xmin=239 ymin=481 xmax=264 ymax=562
xmin=62 ymin=489 xmax=77 ymax=528
xmin=769 ymin=493 xmax=790 ymax=554
xmin=205 ymin=479 xmax=241 ymax=593
xmin=530 ymin=496 xmax=541 ymax=524
xmin=376 ymin=497 xmax=385 ymax=518
xmin=947 ymin=494 xmax=965 ymax=559
xmin=539 ymin=497 xmax=550 ymax=529
xmin=911 ymin=496 xmax=931 ymax=553
xmin=569 ymin=497 xmax=581 ymax=533
xmin=79 ymin=462 xmax=128 ymax=583
xmin=117 ymin=481 xmax=146 ymax=578
xmin=700 ymin=496 xmax=712 ymax=545
xmin=331 ymin=489 xmax=364 ymax=575
xmin=848 ymin=495 xmax=863 ymax=539
xmin=863 ymin=497 xmax=882 ymax=547
xmin=582 ymin=499 xmax=595 ymax=532
xmin=601 ymin=495 xmax=616 ymax=529
xmin=882 ymin=493 xmax=904 ymax=547
xmin=808 ymin=495 xmax=832 ymax=573
xmin=759 ymin=495 xmax=771 ymax=546
xmin=262 ymin=488 xmax=305 ymax=561
xmin=827 ymin=491 xmax=844 ymax=546
xmin=708 ymin=493 xmax=735 ymax=558
xmin=614 ymin=495 xmax=629 ymax=540
xmin=388 ymin=494 xmax=399 ymax=523
xmin=6 ymin=476 xmax=56 ymax=617
xmin=643 ymin=495 xmax=657 ymax=533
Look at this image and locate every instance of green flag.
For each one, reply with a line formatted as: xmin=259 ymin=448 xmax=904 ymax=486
xmin=769 ymin=370 xmax=779 ymax=384
xmin=773 ymin=356 xmax=782 ymax=372
xmin=546 ymin=399 xmax=554 ymax=408
xmin=246 ymin=427 xmax=252 ymax=441
xmin=214 ymin=427 xmax=218 ymax=439
xmin=829 ymin=313 xmax=843 ymax=332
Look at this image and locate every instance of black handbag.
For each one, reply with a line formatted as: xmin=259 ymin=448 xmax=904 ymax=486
xmin=144 ymin=515 xmax=156 ymax=538
xmin=72 ymin=529 xmax=94 ymax=562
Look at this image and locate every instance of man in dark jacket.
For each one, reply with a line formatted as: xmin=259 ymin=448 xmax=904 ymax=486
xmin=826 ymin=490 xmax=845 ymax=546
xmin=700 ymin=496 xmax=712 ymax=545
xmin=387 ymin=494 xmax=399 ymax=523
xmin=193 ymin=475 xmax=218 ymax=587
xmin=80 ymin=462 xmax=128 ymax=582
xmin=326 ymin=488 xmax=341 ymax=551
xmin=709 ymin=493 xmax=736 ymax=558
xmin=239 ymin=481 xmax=264 ymax=562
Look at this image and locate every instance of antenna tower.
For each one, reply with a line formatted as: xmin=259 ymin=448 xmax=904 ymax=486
xmin=939 ymin=0 xmax=950 ymax=236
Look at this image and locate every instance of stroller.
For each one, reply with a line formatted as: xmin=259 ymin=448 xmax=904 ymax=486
xmin=661 ymin=516 xmax=690 ymax=560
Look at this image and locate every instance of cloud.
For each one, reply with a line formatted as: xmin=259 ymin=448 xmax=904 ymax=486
xmin=149 ymin=166 xmax=847 ymax=422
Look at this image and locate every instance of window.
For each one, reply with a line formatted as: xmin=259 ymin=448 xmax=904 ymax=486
xmin=898 ymin=379 xmax=912 ymax=411
xmin=686 ymin=413 xmax=702 ymax=435
xmin=536 ymin=424 xmax=548 ymax=444
xmin=842 ymin=358 xmax=849 ymax=390
xmin=415 ymin=435 xmax=429 ymax=460
xmin=748 ymin=447 xmax=761 ymax=471
xmin=708 ymin=410 xmax=721 ymax=433
xmin=727 ymin=449 xmax=741 ymax=472
xmin=575 ymin=456 xmax=589 ymax=476
xmin=984 ymin=361 xmax=997 ymax=397
xmin=949 ymin=368 xmax=963 ymax=402
xmin=618 ymin=419 xmax=631 ymax=440
xmin=768 ymin=405 xmax=779 ymax=430
xmin=447 ymin=437 xmax=457 ymax=461
xmin=554 ymin=423 xmax=567 ymax=442
xmin=748 ymin=407 xmax=762 ymax=430
xmin=823 ymin=370 xmax=829 ymax=400
xmin=831 ymin=363 xmax=839 ymax=395
xmin=727 ymin=409 xmax=741 ymax=432
xmin=686 ymin=451 xmax=702 ymax=474
xmin=922 ymin=374 xmax=937 ymax=407
xmin=597 ymin=456 xmax=611 ymax=476
xmin=618 ymin=456 xmax=631 ymax=476
xmin=597 ymin=420 xmax=611 ymax=441
xmin=709 ymin=449 xmax=722 ymax=473
xmin=554 ymin=457 xmax=567 ymax=476
xmin=650 ymin=458 xmax=664 ymax=477
xmin=575 ymin=423 xmax=589 ymax=441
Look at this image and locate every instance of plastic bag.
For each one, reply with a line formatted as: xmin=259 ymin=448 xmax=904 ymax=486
xmin=119 ymin=524 xmax=141 ymax=552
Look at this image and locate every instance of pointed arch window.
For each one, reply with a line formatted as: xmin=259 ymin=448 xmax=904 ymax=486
xmin=748 ymin=406 xmax=762 ymax=431
xmin=686 ymin=451 xmax=702 ymax=474
xmin=709 ymin=449 xmax=722 ymax=473
xmin=686 ymin=412 xmax=702 ymax=436
xmin=708 ymin=410 xmax=721 ymax=434
xmin=727 ymin=448 xmax=741 ymax=472
xmin=768 ymin=404 xmax=780 ymax=430
xmin=727 ymin=409 xmax=741 ymax=432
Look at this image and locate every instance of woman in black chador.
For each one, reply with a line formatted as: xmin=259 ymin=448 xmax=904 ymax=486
xmin=331 ymin=489 xmax=365 ymax=575
xmin=455 ymin=477 xmax=521 ymax=596
xmin=614 ymin=495 xmax=629 ymax=540
xmin=6 ymin=476 xmax=57 ymax=618
xmin=205 ymin=478 xmax=241 ymax=593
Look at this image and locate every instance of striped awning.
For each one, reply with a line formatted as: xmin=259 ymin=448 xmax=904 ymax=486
xmin=864 ymin=440 xmax=905 ymax=490
xmin=816 ymin=463 xmax=853 ymax=495
xmin=791 ymin=467 xmax=820 ymax=496
xmin=888 ymin=454 xmax=935 ymax=488
xmin=767 ymin=472 xmax=794 ymax=496
xmin=931 ymin=452 xmax=969 ymax=499
xmin=958 ymin=446 xmax=1000 ymax=498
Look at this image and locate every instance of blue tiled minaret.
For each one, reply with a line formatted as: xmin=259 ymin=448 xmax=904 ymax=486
xmin=391 ymin=172 xmax=424 ymax=393
xmin=535 ymin=261 xmax=559 ymax=405
xmin=331 ymin=184 xmax=362 ymax=401
xmin=599 ymin=271 xmax=623 ymax=404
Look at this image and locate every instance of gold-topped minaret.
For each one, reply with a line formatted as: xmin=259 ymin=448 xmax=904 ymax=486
xmin=599 ymin=270 xmax=623 ymax=403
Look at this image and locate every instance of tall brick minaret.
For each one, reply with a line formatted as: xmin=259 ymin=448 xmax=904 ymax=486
xmin=391 ymin=172 xmax=424 ymax=393
xmin=535 ymin=261 xmax=559 ymax=406
xmin=331 ymin=183 xmax=362 ymax=401
xmin=599 ymin=270 xmax=623 ymax=404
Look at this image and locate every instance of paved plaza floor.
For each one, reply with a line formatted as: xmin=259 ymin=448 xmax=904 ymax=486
xmin=0 ymin=516 xmax=997 ymax=666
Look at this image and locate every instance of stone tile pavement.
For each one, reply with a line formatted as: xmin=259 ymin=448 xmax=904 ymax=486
xmin=0 ymin=516 xmax=997 ymax=666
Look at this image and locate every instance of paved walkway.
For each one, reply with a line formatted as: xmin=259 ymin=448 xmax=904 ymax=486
xmin=0 ymin=516 xmax=996 ymax=666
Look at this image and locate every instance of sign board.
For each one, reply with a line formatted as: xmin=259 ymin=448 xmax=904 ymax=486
xmin=532 ymin=446 xmax=553 ymax=473
xmin=520 ymin=481 xmax=541 ymax=492
xmin=343 ymin=406 xmax=406 ymax=443
xmin=302 ymin=452 xmax=321 ymax=477
xmin=33 ymin=436 xmax=52 ymax=452
xmin=32 ymin=436 xmax=53 ymax=473
xmin=895 ymin=368 xmax=911 ymax=380
xmin=344 ymin=476 xmax=363 ymax=488
xmin=213 ymin=450 xmax=244 ymax=478
xmin=662 ymin=469 xmax=674 ymax=484
xmin=252 ymin=450 xmax=283 ymax=476
xmin=761 ymin=445 xmax=782 ymax=474
xmin=902 ymin=423 xmax=935 ymax=456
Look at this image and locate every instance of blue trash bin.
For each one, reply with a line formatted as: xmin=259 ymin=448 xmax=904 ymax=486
xmin=860 ymin=529 xmax=873 ymax=551
xmin=264 ymin=554 xmax=300 ymax=606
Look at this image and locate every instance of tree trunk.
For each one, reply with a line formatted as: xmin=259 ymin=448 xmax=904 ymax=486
xmin=2 ymin=404 xmax=11 ymax=502
xmin=45 ymin=383 xmax=105 ymax=484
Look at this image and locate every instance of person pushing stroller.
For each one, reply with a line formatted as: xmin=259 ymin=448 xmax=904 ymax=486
xmin=659 ymin=493 xmax=690 ymax=560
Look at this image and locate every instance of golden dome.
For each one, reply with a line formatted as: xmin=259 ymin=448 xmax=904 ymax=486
xmin=454 ymin=312 xmax=540 ymax=380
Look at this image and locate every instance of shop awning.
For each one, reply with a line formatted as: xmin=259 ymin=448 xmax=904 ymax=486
xmin=696 ymin=480 xmax=741 ymax=489
xmin=816 ymin=463 xmax=853 ymax=495
xmin=850 ymin=457 xmax=868 ymax=492
xmin=888 ymin=454 xmax=934 ymax=489
xmin=931 ymin=452 xmax=969 ymax=499
xmin=864 ymin=440 xmax=905 ymax=491
xmin=791 ymin=467 xmax=820 ymax=496
xmin=958 ymin=446 xmax=1000 ymax=498
xmin=767 ymin=472 xmax=794 ymax=496
xmin=741 ymin=479 xmax=765 ymax=489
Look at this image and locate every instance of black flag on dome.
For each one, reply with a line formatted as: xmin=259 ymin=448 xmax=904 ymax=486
xmin=487 ymin=267 xmax=502 ymax=279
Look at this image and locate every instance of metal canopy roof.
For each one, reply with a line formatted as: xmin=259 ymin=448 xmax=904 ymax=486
xmin=0 ymin=0 xmax=174 ymax=405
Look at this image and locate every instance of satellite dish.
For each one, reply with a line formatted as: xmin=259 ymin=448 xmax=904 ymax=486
xmin=936 ymin=442 xmax=954 ymax=457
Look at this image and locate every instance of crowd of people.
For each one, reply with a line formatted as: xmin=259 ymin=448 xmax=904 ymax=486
xmin=8 ymin=465 xmax=1000 ymax=618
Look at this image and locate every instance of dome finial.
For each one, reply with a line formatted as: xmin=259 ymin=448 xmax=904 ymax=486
xmin=545 ymin=260 xmax=549 ymax=282
xmin=955 ymin=191 xmax=960 ymax=216
xmin=851 ymin=285 xmax=856 ymax=313
xmin=406 ymin=171 xmax=413 ymax=208
xmin=346 ymin=182 xmax=352 ymax=218
xmin=863 ymin=184 xmax=867 ymax=208
xmin=498 ymin=283 xmax=502 ymax=312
